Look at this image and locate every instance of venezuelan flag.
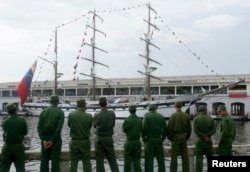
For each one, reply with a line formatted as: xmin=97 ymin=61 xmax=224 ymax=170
xmin=228 ymin=90 xmax=247 ymax=98
xmin=16 ymin=60 xmax=37 ymax=106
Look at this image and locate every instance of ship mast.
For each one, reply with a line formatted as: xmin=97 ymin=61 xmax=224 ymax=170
xmin=138 ymin=3 xmax=161 ymax=100
xmin=80 ymin=10 xmax=108 ymax=101
xmin=54 ymin=27 xmax=58 ymax=95
xmin=38 ymin=26 xmax=61 ymax=96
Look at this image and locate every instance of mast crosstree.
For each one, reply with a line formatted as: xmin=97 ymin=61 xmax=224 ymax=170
xmin=138 ymin=3 xmax=161 ymax=100
xmin=80 ymin=10 xmax=109 ymax=101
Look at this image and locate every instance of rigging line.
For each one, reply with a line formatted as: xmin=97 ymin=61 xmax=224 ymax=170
xmin=157 ymin=50 xmax=200 ymax=78
xmin=72 ymin=19 xmax=91 ymax=81
xmin=153 ymin=14 xmax=226 ymax=81
xmin=37 ymin=14 xmax=92 ymax=82
xmin=95 ymin=3 xmax=147 ymax=13
xmin=46 ymin=3 xmax=149 ymax=82
xmin=56 ymin=13 xmax=89 ymax=29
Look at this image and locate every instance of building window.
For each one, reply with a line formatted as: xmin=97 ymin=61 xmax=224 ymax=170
xmin=151 ymin=87 xmax=159 ymax=95
xmin=58 ymin=89 xmax=64 ymax=96
xmin=116 ymin=88 xmax=129 ymax=95
xmin=77 ymin=89 xmax=89 ymax=96
xmin=43 ymin=89 xmax=53 ymax=96
xmin=103 ymin=88 xmax=115 ymax=95
xmin=12 ymin=90 xmax=18 ymax=97
xmin=193 ymin=86 xmax=209 ymax=94
xmin=177 ymin=86 xmax=191 ymax=94
xmin=32 ymin=90 xmax=42 ymax=97
xmin=211 ymin=85 xmax=226 ymax=94
xmin=89 ymin=88 xmax=101 ymax=96
xmin=131 ymin=87 xmax=143 ymax=95
xmin=160 ymin=87 xmax=175 ymax=95
xmin=2 ymin=90 xmax=10 ymax=97
xmin=66 ymin=89 xmax=76 ymax=96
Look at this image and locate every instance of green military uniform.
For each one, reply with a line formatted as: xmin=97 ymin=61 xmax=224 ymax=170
xmin=37 ymin=95 xmax=65 ymax=172
xmin=193 ymin=105 xmax=216 ymax=172
xmin=167 ymin=102 xmax=192 ymax=172
xmin=1 ymin=103 xmax=28 ymax=172
xmin=68 ymin=99 xmax=93 ymax=172
xmin=217 ymin=106 xmax=236 ymax=156
xmin=122 ymin=105 xmax=142 ymax=172
xmin=93 ymin=97 xmax=119 ymax=172
xmin=142 ymin=104 xmax=167 ymax=172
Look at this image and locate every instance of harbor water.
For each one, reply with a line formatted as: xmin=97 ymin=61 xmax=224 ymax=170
xmin=0 ymin=114 xmax=250 ymax=171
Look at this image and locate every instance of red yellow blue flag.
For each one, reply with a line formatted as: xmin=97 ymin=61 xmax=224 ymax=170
xmin=16 ymin=60 xmax=37 ymax=106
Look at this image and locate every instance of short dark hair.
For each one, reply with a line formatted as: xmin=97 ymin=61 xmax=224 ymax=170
xmin=99 ymin=101 xmax=107 ymax=107
xmin=8 ymin=109 xmax=17 ymax=115
xmin=129 ymin=108 xmax=136 ymax=114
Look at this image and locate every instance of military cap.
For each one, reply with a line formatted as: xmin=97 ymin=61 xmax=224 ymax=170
xmin=50 ymin=95 xmax=59 ymax=101
xmin=217 ymin=105 xmax=226 ymax=112
xmin=174 ymin=101 xmax=182 ymax=107
xmin=128 ymin=104 xmax=136 ymax=111
xmin=148 ymin=104 xmax=157 ymax=111
xmin=99 ymin=97 xmax=107 ymax=104
xmin=198 ymin=105 xmax=207 ymax=111
xmin=77 ymin=99 xmax=86 ymax=107
xmin=6 ymin=103 xmax=16 ymax=112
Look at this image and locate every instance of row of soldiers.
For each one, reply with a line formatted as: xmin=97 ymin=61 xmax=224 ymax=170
xmin=0 ymin=95 xmax=236 ymax=172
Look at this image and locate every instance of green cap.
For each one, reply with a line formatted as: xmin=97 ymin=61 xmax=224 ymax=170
xmin=50 ymin=95 xmax=59 ymax=104
xmin=77 ymin=99 xmax=86 ymax=107
xmin=149 ymin=104 xmax=157 ymax=111
xmin=217 ymin=105 xmax=226 ymax=112
xmin=198 ymin=105 xmax=207 ymax=111
xmin=128 ymin=104 xmax=136 ymax=111
xmin=6 ymin=103 xmax=16 ymax=112
xmin=174 ymin=101 xmax=182 ymax=107
xmin=50 ymin=95 xmax=59 ymax=101
xmin=99 ymin=97 xmax=107 ymax=104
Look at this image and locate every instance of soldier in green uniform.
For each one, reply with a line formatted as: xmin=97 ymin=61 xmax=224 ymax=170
xmin=122 ymin=104 xmax=142 ymax=172
xmin=68 ymin=99 xmax=93 ymax=172
xmin=93 ymin=97 xmax=119 ymax=172
xmin=1 ymin=103 xmax=28 ymax=172
xmin=217 ymin=105 xmax=236 ymax=156
xmin=193 ymin=105 xmax=216 ymax=172
xmin=167 ymin=101 xmax=192 ymax=172
xmin=37 ymin=95 xmax=65 ymax=172
xmin=142 ymin=104 xmax=167 ymax=172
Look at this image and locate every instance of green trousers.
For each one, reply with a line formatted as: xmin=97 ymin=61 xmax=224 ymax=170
xmin=170 ymin=134 xmax=189 ymax=172
xmin=144 ymin=137 xmax=165 ymax=172
xmin=1 ymin=143 xmax=25 ymax=172
xmin=40 ymin=140 xmax=62 ymax=172
xmin=124 ymin=140 xmax=142 ymax=172
xmin=94 ymin=135 xmax=119 ymax=172
xmin=195 ymin=138 xmax=213 ymax=172
xmin=218 ymin=137 xmax=234 ymax=156
xmin=69 ymin=139 xmax=92 ymax=172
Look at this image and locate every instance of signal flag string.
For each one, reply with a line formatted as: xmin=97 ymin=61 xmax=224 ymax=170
xmin=153 ymin=15 xmax=225 ymax=80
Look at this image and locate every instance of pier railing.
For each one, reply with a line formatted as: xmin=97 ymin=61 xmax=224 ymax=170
xmin=22 ymin=144 xmax=250 ymax=172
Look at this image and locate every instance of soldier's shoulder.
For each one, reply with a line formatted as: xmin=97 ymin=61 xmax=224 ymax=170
xmin=2 ymin=116 xmax=9 ymax=123
xmin=108 ymin=109 xmax=115 ymax=113
xmin=86 ymin=112 xmax=93 ymax=117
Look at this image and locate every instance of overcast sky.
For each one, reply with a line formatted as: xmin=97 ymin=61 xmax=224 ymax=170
xmin=1 ymin=0 xmax=250 ymax=84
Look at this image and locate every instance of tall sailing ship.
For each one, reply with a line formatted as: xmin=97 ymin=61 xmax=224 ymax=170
xmin=0 ymin=3 xmax=248 ymax=120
